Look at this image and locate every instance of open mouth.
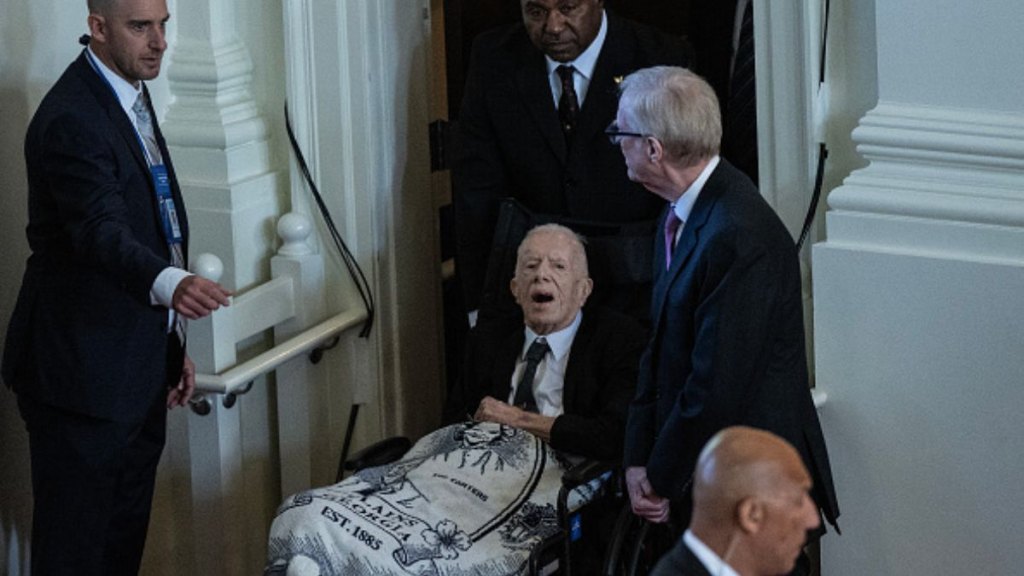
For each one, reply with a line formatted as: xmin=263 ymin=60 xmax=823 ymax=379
xmin=531 ymin=292 xmax=554 ymax=304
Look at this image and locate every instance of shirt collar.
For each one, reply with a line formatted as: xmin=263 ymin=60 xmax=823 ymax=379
xmin=672 ymin=155 xmax=720 ymax=223
xmin=86 ymin=46 xmax=143 ymax=118
xmin=545 ymin=10 xmax=607 ymax=83
xmin=684 ymin=530 xmax=741 ymax=576
xmin=524 ymin=310 xmax=582 ymax=363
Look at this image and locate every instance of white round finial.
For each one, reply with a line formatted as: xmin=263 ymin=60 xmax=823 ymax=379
xmin=193 ymin=253 xmax=224 ymax=282
xmin=278 ymin=212 xmax=313 ymax=256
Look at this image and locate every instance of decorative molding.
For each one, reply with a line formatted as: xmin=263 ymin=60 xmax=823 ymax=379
xmin=163 ymin=38 xmax=268 ymax=151
xmin=829 ymin=102 xmax=1024 ymax=228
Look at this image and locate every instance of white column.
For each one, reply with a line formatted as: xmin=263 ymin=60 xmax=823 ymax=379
xmin=814 ymin=1 xmax=1024 ymax=574
xmin=164 ymin=0 xmax=283 ymax=289
xmin=270 ymin=214 xmax=331 ymax=496
xmin=149 ymin=0 xmax=283 ymax=574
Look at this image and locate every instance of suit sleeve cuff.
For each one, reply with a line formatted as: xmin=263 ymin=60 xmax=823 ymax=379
xmin=150 ymin=267 xmax=193 ymax=307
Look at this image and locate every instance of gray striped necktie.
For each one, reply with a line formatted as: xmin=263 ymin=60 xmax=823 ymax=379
xmin=135 ymin=93 xmax=186 ymax=343
xmin=133 ymin=94 xmax=164 ymax=166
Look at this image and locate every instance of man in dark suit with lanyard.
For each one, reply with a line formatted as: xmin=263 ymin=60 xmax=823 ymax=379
xmin=611 ymin=66 xmax=839 ymax=572
xmin=454 ymin=0 xmax=692 ymax=323
xmin=2 ymin=0 xmax=231 ymax=573
xmin=445 ymin=223 xmax=645 ymax=463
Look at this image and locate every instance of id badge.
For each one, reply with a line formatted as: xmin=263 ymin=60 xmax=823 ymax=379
xmin=151 ymin=165 xmax=183 ymax=245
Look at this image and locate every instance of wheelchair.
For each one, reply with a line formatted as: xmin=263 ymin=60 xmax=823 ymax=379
xmin=336 ymin=199 xmax=678 ymax=575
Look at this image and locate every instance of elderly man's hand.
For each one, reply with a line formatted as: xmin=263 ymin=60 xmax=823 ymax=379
xmin=473 ymin=396 xmax=522 ymax=426
xmin=474 ymin=396 xmax=556 ymax=442
xmin=172 ymin=275 xmax=232 ymax=319
xmin=626 ymin=466 xmax=671 ymax=523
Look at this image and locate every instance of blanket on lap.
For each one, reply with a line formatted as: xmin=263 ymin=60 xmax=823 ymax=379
xmin=265 ymin=421 xmax=599 ymax=576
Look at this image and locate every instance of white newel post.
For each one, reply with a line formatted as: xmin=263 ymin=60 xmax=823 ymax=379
xmin=814 ymin=1 xmax=1024 ymax=574
xmin=152 ymin=0 xmax=283 ymax=574
xmin=270 ymin=214 xmax=331 ymax=497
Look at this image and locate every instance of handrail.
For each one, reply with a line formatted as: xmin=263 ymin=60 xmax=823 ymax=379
xmin=194 ymin=307 xmax=367 ymax=395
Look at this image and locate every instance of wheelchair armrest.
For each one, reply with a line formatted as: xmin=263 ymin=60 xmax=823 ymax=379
xmin=561 ymin=459 xmax=617 ymax=490
xmin=343 ymin=436 xmax=412 ymax=472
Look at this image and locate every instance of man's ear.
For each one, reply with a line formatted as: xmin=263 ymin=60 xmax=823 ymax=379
xmin=510 ymin=278 xmax=521 ymax=305
xmin=577 ymin=277 xmax=593 ymax=304
xmin=646 ymin=137 xmax=663 ymax=164
xmin=736 ymin=497 xmax=763 ymax=534
xmin=87 ymin=14 xmax=107 ymax=43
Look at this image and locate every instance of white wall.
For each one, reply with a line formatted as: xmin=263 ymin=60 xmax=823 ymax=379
xmin=815 ymin=0 xmax=1024 ymax=573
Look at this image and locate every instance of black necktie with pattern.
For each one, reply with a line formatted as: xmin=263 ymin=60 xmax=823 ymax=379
xmin=513 ymin=337 xmax=549 ymax=412
xmin=556 ymin=65 xmax=579 ymax=142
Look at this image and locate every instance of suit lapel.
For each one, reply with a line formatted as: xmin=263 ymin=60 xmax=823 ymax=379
xmin=75 ymin=54 xmax=151 ymax=177
xmin=650 ymin=206 xmax=673 ymax=328
xmin=74 ymin=54 xmax=189 ymax=255
xmin=572 ymin=13 xmax=633 ymax=146
xmin=515 ymin=44 xmax=567 ymax=162
xmin=650 ymin=166 xmax=723 ymax=333
xmin=560 ymin=312 xmax=594 ymax=412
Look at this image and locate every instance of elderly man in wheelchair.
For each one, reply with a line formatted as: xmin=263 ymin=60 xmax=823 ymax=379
xmin=265 ymin=223 xmax=646 ymax=576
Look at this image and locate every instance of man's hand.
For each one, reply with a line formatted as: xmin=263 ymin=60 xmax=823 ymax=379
xmin=172 ymin=275 xmax=232 ymax=319
xmin=167 ymin=354 xmax=196 ymax=409
xmin=626 ymin=466 xmax=671 ymax=523
xmin=473 ymin=396 xmax=522 ymax=426
xmin=474 ymin=396 xmax=555 ymax=442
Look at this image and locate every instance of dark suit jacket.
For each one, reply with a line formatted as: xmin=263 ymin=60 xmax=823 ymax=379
xmin=2 ymin=52 xmax=187 ymax=423
xmin=453 ymin=12 xmax=692 ymax=310
xmin=623 ymin=159 xmax=840 ymax=531
xmin=446 ymin=307 xmax=645 ymax=462
xmin=651 ymin=536 xmax=712 ymax=576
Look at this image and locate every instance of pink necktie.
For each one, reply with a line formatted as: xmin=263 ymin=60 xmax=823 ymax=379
xmin=664 ymin=211 xmax=682 ymax=269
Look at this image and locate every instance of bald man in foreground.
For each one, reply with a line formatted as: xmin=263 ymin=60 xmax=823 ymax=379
xmin=651 ymin=426 xmax=822 ymax=576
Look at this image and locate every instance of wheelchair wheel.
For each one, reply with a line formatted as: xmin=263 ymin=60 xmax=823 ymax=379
xmin=601 ymin=505 xmax=678 ymax=575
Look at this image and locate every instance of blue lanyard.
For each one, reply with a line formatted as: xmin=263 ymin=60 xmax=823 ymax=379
xmin=84 ymin=48 xmax=182 ymax=245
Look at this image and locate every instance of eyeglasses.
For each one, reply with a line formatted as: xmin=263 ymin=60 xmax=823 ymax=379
xmin=604 ymin=122 xmax=645 ymax=145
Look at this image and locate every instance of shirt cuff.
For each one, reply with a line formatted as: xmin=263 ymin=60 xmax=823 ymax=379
xmin=150 ymin=266 xmax=193 ymax=308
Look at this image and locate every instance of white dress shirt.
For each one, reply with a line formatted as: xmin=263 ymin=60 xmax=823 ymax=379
xmin=685 ymin=529 xmax=741 ymax=576
xmin=508 ymin=311 xmax=583 ymax=416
